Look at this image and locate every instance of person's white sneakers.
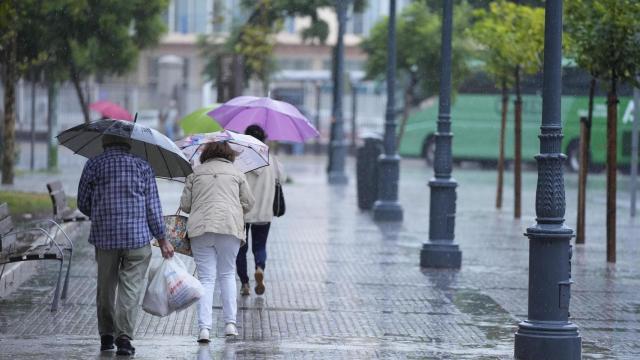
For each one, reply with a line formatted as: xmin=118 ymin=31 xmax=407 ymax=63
xmin=224 ymin=323 xmax=238 ymax=337
xmin=197 ymin=328 xmax=210 ymax=343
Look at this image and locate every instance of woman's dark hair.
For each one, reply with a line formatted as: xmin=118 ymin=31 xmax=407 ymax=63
xmin=199 ymin=141 xmax=237 ymax=163
xmin=245 ymin=124 xmax=266 ymax=142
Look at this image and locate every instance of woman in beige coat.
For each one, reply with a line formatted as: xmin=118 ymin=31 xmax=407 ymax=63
xmin=180 ymin=142 xmax=254 ymax=343
xmin=236 ymin=125 xmax=286 ymax=297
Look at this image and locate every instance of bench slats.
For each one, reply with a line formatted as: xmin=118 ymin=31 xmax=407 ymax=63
xmin=0 ymin=207 xmax=14 ymax=253
xmin=0 ymin=216 xmax=14 ymax=234
xmin=0 ymin=203 xmax=9 ymax=219
xmin=5 ymin=250 xmax=63 ymax=263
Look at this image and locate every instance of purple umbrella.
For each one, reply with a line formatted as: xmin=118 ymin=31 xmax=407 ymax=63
xmin=208 ymin=96 xmax=319 ymax=142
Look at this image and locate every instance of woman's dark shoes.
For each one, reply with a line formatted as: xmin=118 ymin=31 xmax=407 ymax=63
xmin=240 ymin=283 xmax=250 ymax=296
xmin=254 ymin=267 xmax=265 ymax=295
xmin=100 ymin=335 xmax=115 ymax=351
xmin=115 ymin=335 xmax=136 ymax=356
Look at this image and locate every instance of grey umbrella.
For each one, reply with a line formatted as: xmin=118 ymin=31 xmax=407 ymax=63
xmin=57 ymin=118 xmax=192 ymax=179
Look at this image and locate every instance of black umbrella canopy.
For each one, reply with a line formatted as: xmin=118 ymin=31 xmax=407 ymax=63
xmin=57 ymin=119 xmax=193 ymax=179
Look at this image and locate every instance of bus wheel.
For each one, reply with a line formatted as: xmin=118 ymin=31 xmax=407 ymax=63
xmin=566 ymin=139 xmax=581 ymax=173
xmin=422 ymin=135 xmax=436 ymax=166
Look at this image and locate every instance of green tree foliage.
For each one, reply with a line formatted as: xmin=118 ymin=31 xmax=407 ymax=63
xmin=40 ymin=0 xmax=168 ymax=123
xmin=360 ymin=1 xmax=472 ymax=145
xmin=565 ymin=0 xmax=640 ymax=262
xmin=0 ymin=0 xmax=51 ymax=184
xmin=0 ymin=0 xmax=167 ymax=183
xmin=566 ymin=0 xmax=640 ymax=86
xmin=471 ymin=1 xmax=544 ymax=81
xmin=466 ymin=0 xmax=544 ymax=218
xmin=362 ymin=1 xmax=472 ymax=102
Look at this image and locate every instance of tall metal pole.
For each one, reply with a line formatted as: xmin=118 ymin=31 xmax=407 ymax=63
xmin=631 ymin=82 xmax=639 ymax=217
xmin=373 ymin=0 xmax=403 ymax=222
xmin=514 ymin=1 xmax=581 ymax=358
xmin=420 ymin=0 xmax=460 ymax=267
xmin=327 ymin=0 xmax=349 ymax=185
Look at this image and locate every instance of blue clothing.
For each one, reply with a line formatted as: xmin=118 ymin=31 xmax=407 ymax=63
xmin=78 ymin=145 xmax=165 ymax=250
xmin=236 ymin=223 xmax=270 ymax=284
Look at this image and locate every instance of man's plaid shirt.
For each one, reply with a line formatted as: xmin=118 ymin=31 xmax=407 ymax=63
xmin=78 ymin=145 xmax=165 ymax=249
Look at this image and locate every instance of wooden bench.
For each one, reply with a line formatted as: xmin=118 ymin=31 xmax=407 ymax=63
xmin=0 ymin=203 xmax=73 ymax=311
xmin=46 ymin=181 xmax=89 ymax=223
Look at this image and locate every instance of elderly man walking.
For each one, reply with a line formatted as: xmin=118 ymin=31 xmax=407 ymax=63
xmin=78 ymin=135 xmax=174 ymax=356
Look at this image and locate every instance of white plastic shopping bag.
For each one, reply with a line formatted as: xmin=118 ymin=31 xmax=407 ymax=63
xmin=164 ymin=256 xmax=204 ymax=311
xmin=142 ymin=256 xmax=204 ymax=317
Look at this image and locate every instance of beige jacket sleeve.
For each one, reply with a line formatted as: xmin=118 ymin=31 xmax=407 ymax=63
xmin=274 ymin=156 xmax=286 ymax=182
xmin=239 ymin=174 xmax=255 ymax=214
xmin=180 ymin=174 xmax=194 ymax=214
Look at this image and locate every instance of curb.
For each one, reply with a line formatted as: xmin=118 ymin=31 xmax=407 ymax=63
xmin=0 ymin=221 xmax=85 ymax=299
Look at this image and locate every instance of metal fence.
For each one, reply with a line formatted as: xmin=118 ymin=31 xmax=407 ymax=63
xmin=2 ymin=79 xmax=390 ymax=169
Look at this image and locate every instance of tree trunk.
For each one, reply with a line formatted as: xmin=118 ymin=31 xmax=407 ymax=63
xmin=576 ymin=76 xmax=595 ymax=244
xmin=69 ymin=62 xmax=91 ymax=124
xmin=496 ymin=79 xmax=509 ymax=209
xmin=2 ymin=35 xmax=18 ymax=185
xmin=606 ymin=73 xmax=617 ymax=263
xmin=396 ymin=80 xmax=415 ymax=149
xmin=514 ymin=66 xmax=522 ymax=218
xmin=47 ymin=81 xmax=59 ymax=170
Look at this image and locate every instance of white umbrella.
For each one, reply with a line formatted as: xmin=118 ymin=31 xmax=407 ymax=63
xmin=175 ymin=130 xmax=269 ymax=173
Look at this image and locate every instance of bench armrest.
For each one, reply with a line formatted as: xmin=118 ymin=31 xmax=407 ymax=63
xmin=3 ymin=227 xmax=64 ymax=260
xmin=17 ymin=219 xmax=74 ymax=252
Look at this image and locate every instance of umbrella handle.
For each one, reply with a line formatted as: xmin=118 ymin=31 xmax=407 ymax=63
xmin=134 ymin=112 xmax=138 ymax=123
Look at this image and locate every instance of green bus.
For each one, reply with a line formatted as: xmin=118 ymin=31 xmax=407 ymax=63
xmin=399 ymin=71 xmax=636 ymax=172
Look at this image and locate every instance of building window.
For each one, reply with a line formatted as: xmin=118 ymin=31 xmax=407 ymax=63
xmin=277 ymin=58 xmax=311 ymax=70
xmin=171 ymin=0 xmax=209 ymax=34
xmin=175 ymin=0 xmax=189 ymax=33
xmin=148 ymin=57 xmax=159 ymax=85
xmin=352 ymin=11 xmax=364 ymax=35
xmin=345 ymin=60 xmax=363 ymax=72
xmin=322 ymin=59 xmax=332 ymax=70
xmin=193 ymin=0 xmax=207 ymax=33
xmin=213 ymin=0 xmax=225 ymax=33
xmin=182 ymin=57 xmax=190 ymax=86
xmin=284 ymin=16 xmax=295 ymax=34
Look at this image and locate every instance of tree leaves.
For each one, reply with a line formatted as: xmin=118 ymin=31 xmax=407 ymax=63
xmin=469 ymin=0 xmax=544 ymax=87
xmin=361 ymin=1 xmax=473 ymax=102
xmin=566 ymin=0 xmax=640 ymax=87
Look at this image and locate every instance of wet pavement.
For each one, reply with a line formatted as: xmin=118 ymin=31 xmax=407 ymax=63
xmin=1 ymin=154 xmax=639 ymax=359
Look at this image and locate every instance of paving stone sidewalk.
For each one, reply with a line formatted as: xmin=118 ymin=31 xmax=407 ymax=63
xmin=0 ymin=156 xmax=639 ymax=359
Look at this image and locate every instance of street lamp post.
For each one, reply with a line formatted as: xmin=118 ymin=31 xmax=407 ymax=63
xmin=327 ymin=0 xmax=349 ymax=185
xmin=372 ymin=0 xmax=403 ymax=222
xmin=513 ymin=0 xmax=581 ymax=359
xmin=420 ymin=0 xmax=461 ymax=268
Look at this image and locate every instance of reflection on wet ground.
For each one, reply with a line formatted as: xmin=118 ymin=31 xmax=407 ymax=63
xmin=1 ymin=156 xmax=639 ymax=358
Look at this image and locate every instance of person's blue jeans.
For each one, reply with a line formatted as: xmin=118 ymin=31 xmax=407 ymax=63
xmin=236 ymin=223 xmax=271 ymax=284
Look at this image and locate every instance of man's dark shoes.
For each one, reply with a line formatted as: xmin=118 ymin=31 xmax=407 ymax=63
xmin=100 ymin=335 xmax=115 ymax=351
xmin=115 ymin=336 xmax=136 ymax=356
